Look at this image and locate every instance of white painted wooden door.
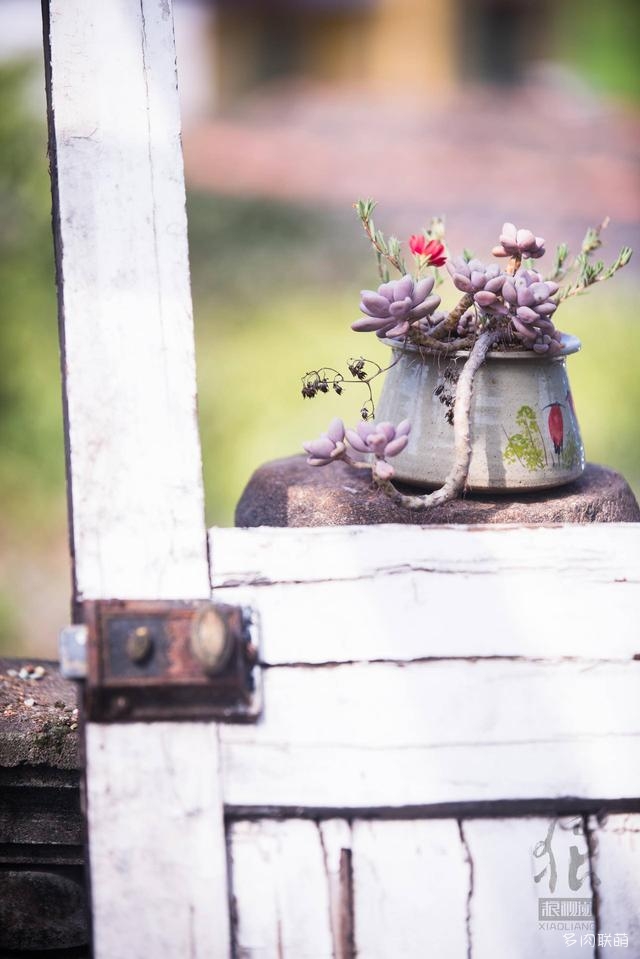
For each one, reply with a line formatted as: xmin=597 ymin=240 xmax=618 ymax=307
xmin=43 ymin=2 xmax=640 ymax=957
xmin=211 ymin=524 xmax=640 ymax=957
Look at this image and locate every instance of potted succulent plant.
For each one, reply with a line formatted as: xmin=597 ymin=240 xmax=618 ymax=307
xmin=301 ymin=201 xmax=631 ymax=510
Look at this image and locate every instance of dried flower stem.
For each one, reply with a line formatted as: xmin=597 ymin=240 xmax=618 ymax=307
xmin=373 ymin=330 xmax=500 ymax=509
xmin=301 ymin=352 xmax=405 ymax=419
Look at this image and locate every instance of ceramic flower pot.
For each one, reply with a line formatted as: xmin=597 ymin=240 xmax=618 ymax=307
xmin=374 ymin=333 xmax=584 ymax=491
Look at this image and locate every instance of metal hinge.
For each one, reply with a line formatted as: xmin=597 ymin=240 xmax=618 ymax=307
xmin=60 ymin=600 xmax=261 ymax=723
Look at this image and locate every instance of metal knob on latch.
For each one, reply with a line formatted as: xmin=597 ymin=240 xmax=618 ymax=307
xmin=190 ymin=604 xmax=235 ymax=676
xmin=126 ymin=625 xmax=154 ymax=665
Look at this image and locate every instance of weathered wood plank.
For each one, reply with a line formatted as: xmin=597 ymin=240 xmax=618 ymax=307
xmin=230 ymin=818 xmax=469 ymax=957
xmin=43 ymin=1 xmax=229 ymax=955
xmin=351 ymin=819 xmax=469 ymax=957
xmin=463 ymin=817 xmax=595 ymax=957
xmin=589 ymin=813 xmax=640 ymax=948
xmin=229 ymin=819 xmax=342 ymax=957
xmin=212 ymin=524 xmax=640 ymax=586
xmin=318 ymin=820 xmax=355 ymax=959
xmin=220 ymin=661 xmax=640 ymax=808
xmin=213 ymin=575 xmax=640 ymax=663
xmin=211 ymin=525 xmax=640 ymax=662
xmin=86 ymin=724 xmax=230 ymax=959
xmin=45 ymin=0 xmax=209 ymax=601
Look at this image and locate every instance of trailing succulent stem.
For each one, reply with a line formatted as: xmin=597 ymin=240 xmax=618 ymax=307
xmin=372 ymin=331 xmax=500 ymax=509
xmin=430 ymin=292 xmax=474 ymax=339
xmin=300 ymin=204 xmax=632 ymax=510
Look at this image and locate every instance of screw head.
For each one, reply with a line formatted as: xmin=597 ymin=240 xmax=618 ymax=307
xmin=110 ymin=694 xmax=130 ymax=717
xmin=126 ymin=625 xmax=153 ymax=665
xmin=191 ymin=606 xmax=234 ymax=676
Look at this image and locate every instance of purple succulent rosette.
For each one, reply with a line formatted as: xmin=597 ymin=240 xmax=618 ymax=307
xmin=345 ymin=420 xmax=411 ymax=479
xmin=502 ymin=268 xmax=562 ymax=354
xmin=303 ymin=417 xmax=347 ymax=466
xmin=303 ymin=417 xmax=412 ymax=479
xmin=346 ymin=419 xmax=411 ymax=457
xmin=445 ymin=257 xmax=509 ymax=315
xmin=353 ymin=274 xmax=441 ymax=339
xmin=456 ymin=307 xmax=478 ymax=337
xmin=492 ymin=222 xmax=545 ymax=259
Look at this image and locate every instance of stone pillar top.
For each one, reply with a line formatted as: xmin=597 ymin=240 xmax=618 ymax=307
xmin=236 ymin=457 xmax=640 ymax=528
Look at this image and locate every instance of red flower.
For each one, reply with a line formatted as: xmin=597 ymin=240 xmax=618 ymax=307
xmin=408 ymin=235 xmax=447 ymax=267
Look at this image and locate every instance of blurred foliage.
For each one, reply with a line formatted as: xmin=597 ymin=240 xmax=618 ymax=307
xmin=556 ymin=0 xmax=640 ymax=101
xmin=186 ymin=192 xmax=381 ymax=524
xmin=560 ymin=282 xmax=640 ymax=493
xmin=0 ymin=589 xmax=18 ymax=651
xmin=0 ymin=61 xmax=65 ymax=530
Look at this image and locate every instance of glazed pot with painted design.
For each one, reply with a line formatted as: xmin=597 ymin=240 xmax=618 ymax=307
xmin=374 ymin=333 xmax=584 ymax=491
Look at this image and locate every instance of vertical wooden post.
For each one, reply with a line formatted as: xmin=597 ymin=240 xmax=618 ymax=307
xmin=41 ymin=0 xmax=230 ymax=954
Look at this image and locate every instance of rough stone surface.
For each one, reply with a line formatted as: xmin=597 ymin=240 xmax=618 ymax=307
xmin=0 ymin=658 xmax=80 ymax=770
xmin=236 ymin=457 xmax=640 ymax=528
xmin=0 ymin=868 xmax=88 ymax=952
xmin=0 ymin=660 xmax=87 ymax=953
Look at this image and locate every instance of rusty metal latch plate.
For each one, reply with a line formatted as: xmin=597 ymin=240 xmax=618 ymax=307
xmin=66 ymin=600 xmax=262 ymax=724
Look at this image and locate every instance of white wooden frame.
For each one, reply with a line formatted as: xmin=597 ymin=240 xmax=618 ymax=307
xmin=43 ymin=1 xmax=640 ymax=956
xmin=43 ymin=1 xmax=229 ymax=954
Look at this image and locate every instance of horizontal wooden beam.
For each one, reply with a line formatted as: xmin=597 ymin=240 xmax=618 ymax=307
xmin=219 ymin=660 xmax=640 ymax=809
xmin=212 ymin=524 xmax=640 ymax=587
xmin=211 ymin=525 xmax=640 ymax=662
xmin=224 ymin=799 xmax=640 ymax=822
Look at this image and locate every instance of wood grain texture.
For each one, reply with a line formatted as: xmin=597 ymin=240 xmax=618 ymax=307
xmin=211 ymin=524 xmax=640 ymax=587
xmin=86 ymin=723 xmax=230 ymax=959
xmin=229 ymin=819 xmax=340 ymax=957
xmin=220 ymin=661 xmax=640 ymax=808
xmin=211 ymin=525 xmax=640 ymax=662
xmin=318 ymin=820 xmax=355 ymax=959
xmin=43 ymin=1 xmax=229 ymax=955
xmin=228 ymin=816 xmax=640 ymax=957
xmin=351 ymin=819 xmax=469 ymax=958
xmin=44 ymin=0 xmax=209 ymax=601
xmin=463 ymin=817 xmax=595 ymax=957
xmin=230 ymin=818 xmax=469 ymax=958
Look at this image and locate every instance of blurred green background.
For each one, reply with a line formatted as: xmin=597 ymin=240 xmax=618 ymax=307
xmin=0 ymin=0 xmax=638 ymax=656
